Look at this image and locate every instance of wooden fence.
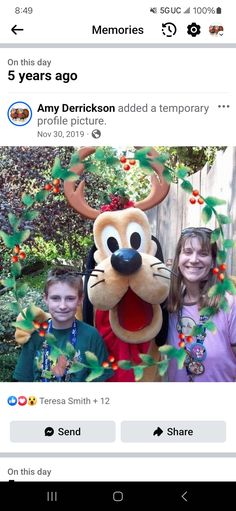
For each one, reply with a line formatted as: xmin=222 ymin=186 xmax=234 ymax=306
xmin=147 ymin=147 xmax=236 ymax=276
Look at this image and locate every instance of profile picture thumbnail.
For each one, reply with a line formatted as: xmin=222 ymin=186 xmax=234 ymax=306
xmin=7 ymin=101 xmax=32 ymax=126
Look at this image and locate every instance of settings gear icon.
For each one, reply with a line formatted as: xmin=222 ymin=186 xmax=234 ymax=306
xmin=187 ymin=22 xmax=201 ymax=37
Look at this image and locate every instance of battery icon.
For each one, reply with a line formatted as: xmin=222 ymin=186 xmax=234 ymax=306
xmin=216 ymin=7 xmax=222 ymax=14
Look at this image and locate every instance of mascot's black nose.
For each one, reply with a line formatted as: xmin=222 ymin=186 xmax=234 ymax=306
xmin=111 ymin=248 xmax=142 ymax=275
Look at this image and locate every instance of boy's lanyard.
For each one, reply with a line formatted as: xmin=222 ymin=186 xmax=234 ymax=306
xmin=41 ymin=319 xmax=78 ymax=382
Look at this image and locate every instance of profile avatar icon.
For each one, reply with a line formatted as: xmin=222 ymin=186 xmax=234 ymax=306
xmin=8 ymin=101 xmax=32 ymax=126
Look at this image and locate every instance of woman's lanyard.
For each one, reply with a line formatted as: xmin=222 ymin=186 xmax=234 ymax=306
xmin=41 ymin=319 xmax=78 ymax=382
xmin=177 ymin=309 xmax=208 ymax=382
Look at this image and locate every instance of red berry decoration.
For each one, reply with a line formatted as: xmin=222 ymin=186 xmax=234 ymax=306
xmin=53 ymin=187 xmax=60 ymax=194
xmin=53 ymin=178 xmax=60 ymax=185
xmin=102 ymin=362 xmax=109 ymax=368
xmin=19 ymin=251 xmax=26 ymax=260
xmin=111 ymin=363 xmax=118 ymax=371
xmin=123 ymin=164 xmax=130 ymax=171
xmin=38 ymin=330 xmax=46 ymax=337
xmin=108 ymin=355 xmax=115 ymax=363
xmin=33 ymin=321 xmax=41 ymax=329
xmin=44 ymin=183 xmax=52 ymax=191
xmin=11 ymin=255 xmax=19 ymax=263
xmin=212 ymin=267 xmax=219 ymax=275
xmin=192 ymin=189 xmax=199 ymax=197
xmin=218 ymin=273 xmax=225 ymax=281
xmin=129 ymin=159 xmax=136 ymax=165
xmin=120 ymin=156 xmax=126 ymax=163
xmin=189 ymin=197 xmax=196 ymax=204
xmin=186 ymin=336 xmax=193 ymax=343
xmin=178 ymin=333 xmax=185 ymax=340
xmin=198 ymin=197 xmax=204 ymax=205
xmin=219 ymin=263 xmax=227 ymax=271
xmin=41 ymin=321 xmax=49 ymax=330
xmin=13 ymin=245 xmax=20 ymax=254
xmin=178 ymin=341 xmax=185 ymax=348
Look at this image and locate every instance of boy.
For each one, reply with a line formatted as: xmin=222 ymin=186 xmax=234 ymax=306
xmin=14 ymin=267 xmax=112 ymax=382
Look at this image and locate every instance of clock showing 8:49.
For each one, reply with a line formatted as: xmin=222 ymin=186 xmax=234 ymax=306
xmin=15 ymin=7 xmax=33 ymax=14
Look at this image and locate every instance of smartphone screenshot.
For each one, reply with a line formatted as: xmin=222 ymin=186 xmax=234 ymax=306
xmin=0 ymin=0 xmax=236 ymax=504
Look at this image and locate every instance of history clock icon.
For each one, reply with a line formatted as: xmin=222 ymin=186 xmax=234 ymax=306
xmin=162 ymin=22 xmax=177 ymax=37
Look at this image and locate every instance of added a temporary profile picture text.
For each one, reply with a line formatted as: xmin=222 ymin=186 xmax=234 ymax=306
xmin=7 ymin=101 xmax=32 ymax=126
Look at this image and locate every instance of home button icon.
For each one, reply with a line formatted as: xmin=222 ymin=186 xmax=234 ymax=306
xmin=113 ymin=490 xmax=124 ymax=502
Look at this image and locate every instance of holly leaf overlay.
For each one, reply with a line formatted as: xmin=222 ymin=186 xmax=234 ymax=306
xmin=118 ymin=360 xmax=132 ymax=370
xmin=23 ymin=210 xmax=39 ymax=221
xmin=177 ymin=167 xmax=188 ymax=179
xmin=52 ymin=157 xmax=80 ymax=181
xmin=85 ymin=351 xmax=99 ymax=368
xmin=202 ymin=205 xmax=212 ymax=223
xmin=204 ymin=196 xmax=226 ymax=207
xmin=7 ymin=302 xmax=20 ymax=314
xmin=133 ymin=366 xmax=144 ymax=381
xmin=217 ymin=214 xmax=231 ymax=225
xmin=139 ymin=354 xmax=155 ymax=365
xmin=0 ymin=229 xmax=30 ymax=248
xmin=86 ymin=368 xmax=105 ymax=382
xmin=68 ymin=362 xmax=86 ymax=374
xmin=16 ymin=283 xmax=29 ymax=299
xmin=163 ymin=168 xmax=173 ymax=183
xmin=11 ymin=262 xmax=22 ymax=277
xmin=12 ymin=319 xmax=34 ymax=331
xmin=8 ymin=213 xmax=21 ymax=230
xmin=22 ymin=193 xmax=35 ymax=207
xmin=191 ymin=325 xmax=205 ymax=336
xmin=219 ymin=297 xmax=230 ymax=312
xmin=181 ymin=180 xmax=193 ymax=194
xmin=211 ymin=228 xmax=221 ymax=242
xmin=159 ymin=345 xmax=186 ymax=369
xmin=35 ymin=190 xmax=50 ymax=202
xmin=65 ymin=342 xmax=76 ymax=359
xmin=204 ymin=321 xmax=217 ymax=333
xmin=224 ymin=239 xmax=235 ymax=248
xmin=216 ymin=250 xmax=227 ymax=264
xmin=157 ymin=359 xmax=169 ymax=376
xmin=199 ymin=306 xmax=217 ymax=317
xmin=2 ymin=277 xmax=15 ymax=289
xmin=95 ymin=148 xmax=105 ymax=161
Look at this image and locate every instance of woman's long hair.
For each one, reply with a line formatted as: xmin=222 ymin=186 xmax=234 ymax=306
xmin=168 ymin=229 xmax=221 ymax=313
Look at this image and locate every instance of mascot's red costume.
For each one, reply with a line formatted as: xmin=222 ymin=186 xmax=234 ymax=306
xmin=64 ymin=147 xmax=170 ymax=381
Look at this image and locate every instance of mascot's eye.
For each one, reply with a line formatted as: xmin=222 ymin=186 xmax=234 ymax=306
xmin=126 ymin=222 xmax=146 ymax=253
xmin=101 ymin=225 xmax=122 ymax=256
xmin=130 ymin=232 xmax=141 ymax=250
xmin=107 ymin=237 xmax=119 ymax=253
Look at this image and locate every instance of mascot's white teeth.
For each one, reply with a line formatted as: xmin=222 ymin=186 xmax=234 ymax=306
xmin=117 ymin=287 xmax=153 ymax=332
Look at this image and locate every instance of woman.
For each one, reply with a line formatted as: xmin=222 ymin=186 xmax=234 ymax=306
xmin=167 ymin=227 xmax=236 ymax=382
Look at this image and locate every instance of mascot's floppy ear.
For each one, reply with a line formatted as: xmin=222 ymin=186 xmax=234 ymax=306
xmin=83 ymin=244 xmax=97 ymax=326
xmin=152 ymin=235 xmax=169 ymax=347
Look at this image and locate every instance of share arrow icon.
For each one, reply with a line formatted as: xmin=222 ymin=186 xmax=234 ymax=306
xmin=153 ymin=427 xmax=164 ymax=437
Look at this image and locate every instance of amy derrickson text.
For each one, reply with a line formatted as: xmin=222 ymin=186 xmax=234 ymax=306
xmin=37 ymin=104 xmax=116 ymax=113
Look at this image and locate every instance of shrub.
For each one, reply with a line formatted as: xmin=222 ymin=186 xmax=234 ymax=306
xmin=0 ymin=288 xmax=46 ymax=344
xmin=0 ymin=351 xmax=19 ymax=382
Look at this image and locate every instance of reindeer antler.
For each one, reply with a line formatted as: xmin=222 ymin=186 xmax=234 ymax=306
xmin=134 ymin=148 xmax=170 ymax=211
xmin=64 ymin=147 xmax=170 ymax=219
xmin=64 ymin=147 xmax=100 ymax=220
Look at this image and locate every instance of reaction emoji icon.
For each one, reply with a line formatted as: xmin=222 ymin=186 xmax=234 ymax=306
xmin=18 ymin=396 xmax=27 ymax=406
xmin=28 ymin=396 xmax=37 ymax=406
